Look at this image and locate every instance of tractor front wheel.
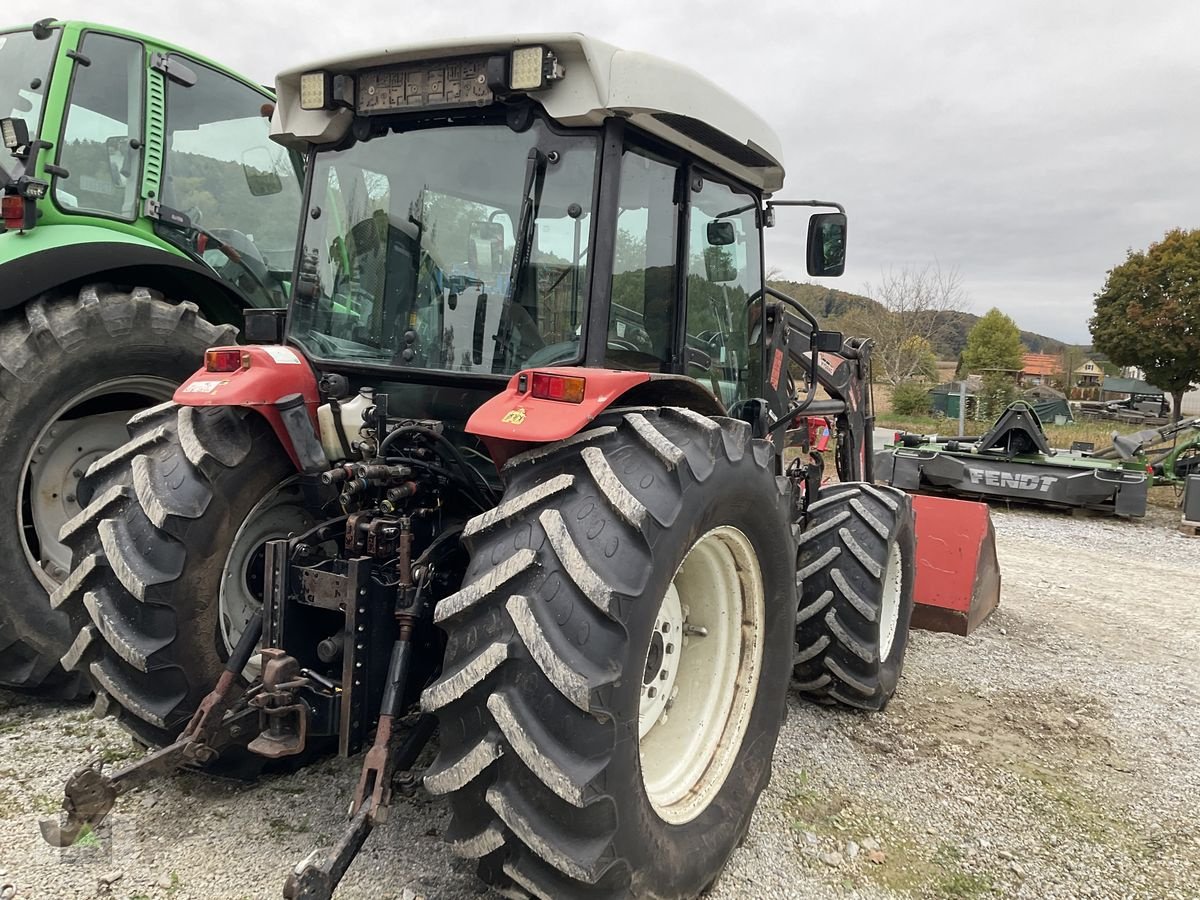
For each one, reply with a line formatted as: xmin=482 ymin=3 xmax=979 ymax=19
xmin=793 ymin=482 xmax=915 ymax=710
xmin=422 ymin=408 xmax=795 ymax=899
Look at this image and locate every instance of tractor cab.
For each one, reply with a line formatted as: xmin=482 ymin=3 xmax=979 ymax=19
xmin=268 ymin=35 xmax=844 ymax=429
xmin=1 ymin=19 xmax=302 ymax=306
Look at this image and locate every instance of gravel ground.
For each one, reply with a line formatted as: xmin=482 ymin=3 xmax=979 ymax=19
xmin=1 ymin=503 xmax=1198 ymax=899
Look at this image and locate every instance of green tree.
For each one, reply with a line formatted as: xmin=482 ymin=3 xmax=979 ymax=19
xmin=1090 ymin=228 xmax=1200 ymax=422
xmin=960 ymin=308 xmax=1024 ymax=375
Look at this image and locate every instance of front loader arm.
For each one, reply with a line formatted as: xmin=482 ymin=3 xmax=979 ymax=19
xmin=763 ymin=295 xmax=875 ymax=482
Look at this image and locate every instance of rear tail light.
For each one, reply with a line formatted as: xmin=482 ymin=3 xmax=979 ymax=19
xmin=530 ymin=372 xmax=586 ymax=403
xmin=205 ymin=348 xmax=250 ymax=372
xmin=2 ymin=195 xmax=26 ymax=230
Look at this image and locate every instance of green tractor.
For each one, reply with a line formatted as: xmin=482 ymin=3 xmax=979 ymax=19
xmin=0 ymin=19 xmax=302 ymax=694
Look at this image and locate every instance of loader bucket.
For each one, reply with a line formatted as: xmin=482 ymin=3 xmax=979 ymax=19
xmin=908 ymin=495 xmax=1001 ymax=635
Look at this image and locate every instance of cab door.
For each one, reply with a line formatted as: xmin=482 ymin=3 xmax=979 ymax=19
xmin=152 ymin=55 xmax=303 ymax=306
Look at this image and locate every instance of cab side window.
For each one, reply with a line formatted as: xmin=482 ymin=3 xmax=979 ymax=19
xmin=606 ymin=147 xmax=680 ymax=372
xmin=55 ymin=32 xmax=144 ymax=219
xmin=685 ymin=176 xmax=763 ymax=405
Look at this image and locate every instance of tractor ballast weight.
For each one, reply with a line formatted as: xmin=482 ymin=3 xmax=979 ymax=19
xmin=43 ymin=34 xmax=997 ymax=899
xmin=909 ymin=495 xmax=1001 ymax=635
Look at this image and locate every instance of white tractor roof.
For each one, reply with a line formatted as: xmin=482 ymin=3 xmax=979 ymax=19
xmin=272 ymin=33 xmax=784 ymax=192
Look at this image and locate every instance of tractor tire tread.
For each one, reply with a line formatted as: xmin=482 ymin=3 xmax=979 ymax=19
xmin=0 ymin=286 xmax=234 ymax=696
xmin=792 ymin=482 xmax=915 ymax=711
xmin=423 ymin=408 xmax=792 ymax=899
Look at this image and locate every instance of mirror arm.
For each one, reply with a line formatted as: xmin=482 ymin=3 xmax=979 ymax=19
xmin=765 ymin=199 xmax=846 ymax=214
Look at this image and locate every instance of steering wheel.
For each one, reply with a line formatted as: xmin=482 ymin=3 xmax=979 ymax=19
xmin=207 ymin=228 xmax=275 ymax=301
xmin=682 ymin=344 xmax=724 ymax=402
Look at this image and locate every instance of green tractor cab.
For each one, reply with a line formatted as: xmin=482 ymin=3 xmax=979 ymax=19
xmin=0 ymin=18 xmax=302 ymax=694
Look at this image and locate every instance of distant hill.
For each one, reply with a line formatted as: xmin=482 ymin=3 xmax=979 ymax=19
xmin=766 ymin=280 xmax=1073 ymax=357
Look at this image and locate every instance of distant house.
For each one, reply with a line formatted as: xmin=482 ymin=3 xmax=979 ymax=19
xmin=1074 ymin=359 xmax=1104 ymax=387
xmin=1020 ymin=353 xmax=1062 ymax=386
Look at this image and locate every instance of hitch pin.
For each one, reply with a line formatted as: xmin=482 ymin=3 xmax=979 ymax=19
xmin=300 ymin=668 xmax=340 ymax=691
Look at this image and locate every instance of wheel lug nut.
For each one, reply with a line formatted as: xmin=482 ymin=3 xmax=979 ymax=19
xmin=659 ymin=670 xmax=668 ymax=681
xmin=647 ymin=686 xmax=657 ymax=699
xmin=665 ymin=643 xmax=674 ymax=655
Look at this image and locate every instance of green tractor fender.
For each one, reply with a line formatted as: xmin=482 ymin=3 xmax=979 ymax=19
xmin=0 ymin=222 xmax=249 ymax=323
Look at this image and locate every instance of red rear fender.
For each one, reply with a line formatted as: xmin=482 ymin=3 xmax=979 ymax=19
xmin=467 ymin=367 xmax=725 ymax=467
xmin=173 ymin=344 xmax=321 ymax=471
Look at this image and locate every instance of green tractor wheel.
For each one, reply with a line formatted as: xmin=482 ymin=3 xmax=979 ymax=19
xmin=0 ymin=285 xmax=235 ymax=696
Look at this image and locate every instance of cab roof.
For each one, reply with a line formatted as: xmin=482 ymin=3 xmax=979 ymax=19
xmin=272 ymin=33 xmax=785 ymax=193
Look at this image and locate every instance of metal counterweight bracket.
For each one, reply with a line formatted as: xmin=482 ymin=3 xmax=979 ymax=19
xmin=283 ymin=602 xmax=435 ymax=900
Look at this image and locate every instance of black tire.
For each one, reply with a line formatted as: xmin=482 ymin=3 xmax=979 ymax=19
xmin=0 ymin=285 xmax=236 ymax=696
xmin=53 ymin=403 xmax=301 ymax=747
xmin=421 ymin=408 xmax=796 ymax=899
xmin=792 ymin=482 xmax=915 ymax=711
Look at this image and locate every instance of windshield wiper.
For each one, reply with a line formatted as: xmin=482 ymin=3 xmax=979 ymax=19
xmin=493 ymin=148 xmax=547 ymax=368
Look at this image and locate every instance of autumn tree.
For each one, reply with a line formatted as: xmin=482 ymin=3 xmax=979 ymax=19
xmin=1090 ymin=228 xmax=1200 ymax=422
xmin=959 ymin=308 xmax=1024 ymax=416
xmin=959 ymin=308 xmax=1024 ymax=375
xmin=847 ymin=264 xmax=965 ymax=386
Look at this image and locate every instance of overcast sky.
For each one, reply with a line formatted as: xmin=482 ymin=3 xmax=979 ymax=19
xmin=16 ymin=0 xmax=1200 ymax=341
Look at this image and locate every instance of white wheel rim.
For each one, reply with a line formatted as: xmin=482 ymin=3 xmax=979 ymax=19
xmin=879 ymin=541 xmax=903 ymax=660
xmin=20 ymin=377 xmax=176 ymax=588
xmin=219 ymin=477 xmax=314 ymax=675
xmin=639 ymin=525 xmax=765 ymax=825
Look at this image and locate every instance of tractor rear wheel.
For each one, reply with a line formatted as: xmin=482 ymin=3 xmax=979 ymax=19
xmin=421 ymin=409 xmax=795 ymax=899
xmin=52 ymin=403 xmax=311 ymax=746
xmin=792 ymin=482 xmax=915 ymax=710
xmin=0 ymin=286 xmax=236 ymax=697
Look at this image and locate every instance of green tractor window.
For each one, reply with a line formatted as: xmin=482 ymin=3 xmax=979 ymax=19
xmin=54 ymin=31 xmax=144 ymax=219
xmin=159 ymin=58 xmax=303 ymax=299
xmin=0 ymin=28 xmax=58 ymax=181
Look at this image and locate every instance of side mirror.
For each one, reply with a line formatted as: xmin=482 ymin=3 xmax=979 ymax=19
xmin=813 ymin=329 xmax=843 ymax=353
xmin=468 ymin=221 xmax=506 ymax=276
xmin=242 ymin=148 xmax=284 ymax=197
xmin=707 ymin=220 xmax=736 ymax=246
xmin=104 ymin=135 xmax=135 ymax=181
xmin=806 ymin=212 xmax=847 ymax=277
